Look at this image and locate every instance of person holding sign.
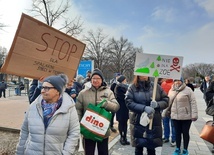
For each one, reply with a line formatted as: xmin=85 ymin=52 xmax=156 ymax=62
xmin=76 ymin=68 xmax=120 ymax=155
xmin=16 ymin=74 xmax=80 ymax=155
xmin=125 ymin=75 xmax=169 ymax=155
xmin=168 ymin=78 xmax=198 ymax=155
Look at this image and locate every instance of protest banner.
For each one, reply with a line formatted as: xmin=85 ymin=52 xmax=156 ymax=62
xmin=134 ymin=52 xmax=184 ymax=130
xmin=0 ymin=13 xmax=86 ymax=80
xmin=134 ymin=53 xmax=183 ymax=79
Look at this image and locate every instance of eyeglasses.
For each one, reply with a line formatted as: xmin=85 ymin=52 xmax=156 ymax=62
xmin=41 ymin=86 xmax=55 ymax=91
xmin=92 ymin=78 xmax=102 ymax=81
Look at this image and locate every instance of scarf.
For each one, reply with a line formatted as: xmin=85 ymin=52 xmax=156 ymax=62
xmin=41 ymin=97 xmax=62 ymax=129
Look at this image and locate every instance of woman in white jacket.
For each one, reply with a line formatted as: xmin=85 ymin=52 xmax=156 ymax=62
xmin=16 ymin=75 xmax=80 ymax=155
xmin=168 ymin=78 xmax=198 ymax=155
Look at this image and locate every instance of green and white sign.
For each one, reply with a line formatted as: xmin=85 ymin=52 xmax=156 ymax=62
xmin=134 ymin=53 xmax=183 ymax=79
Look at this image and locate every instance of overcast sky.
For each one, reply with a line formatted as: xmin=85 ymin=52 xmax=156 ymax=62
xmin=0 ymin=0 xmax=214 ymax=66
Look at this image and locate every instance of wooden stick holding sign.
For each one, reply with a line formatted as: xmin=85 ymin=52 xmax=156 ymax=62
xmin=149 ymin=77 xmax=158 ymax=130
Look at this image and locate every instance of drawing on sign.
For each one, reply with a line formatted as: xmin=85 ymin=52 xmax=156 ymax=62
xmin=134 ymin=53 xmax=183 ymax=79
xmin=170 ymin=57 xmax=180 ymax=72
xmin=135 ymin=55 xmax=161 ymax=77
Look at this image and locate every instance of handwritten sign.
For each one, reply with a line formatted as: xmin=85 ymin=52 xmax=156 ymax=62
xmin=0 ymin=13 xmax=86 ymax=80
xmin=134 ymin=53 xmax=183 ymax=79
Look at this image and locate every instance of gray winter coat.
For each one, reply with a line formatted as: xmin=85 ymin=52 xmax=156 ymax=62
xmin=16 ymin=92 xmax=80 ymax=155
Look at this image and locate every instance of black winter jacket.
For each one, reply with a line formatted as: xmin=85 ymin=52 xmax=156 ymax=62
xmin=125 ymin=81 xmax=168 ymax=149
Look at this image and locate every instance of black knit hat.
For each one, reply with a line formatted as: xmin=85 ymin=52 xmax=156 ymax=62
xmin=117 ymin=75 xmax=126 ymax=83
xmin=91 ymin=68 xmax=104 ymax=81
xmin=43 ymin=75 xmax=67 ymax=94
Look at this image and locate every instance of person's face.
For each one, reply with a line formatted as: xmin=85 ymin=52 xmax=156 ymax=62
xmin=91 ymin=75 xmax=102 ymax=88
xmin=122 ymin=79 xmax=127 ymax=84
xmin=138 ymin=76 xmax=149 ymax=81
xmin=87 ymin=72 xmax=91 ymax=77
xmin=174 ymin=80 xmax=182 ymax=87
xmin=41 ymin=82 xmax=60 ymax=103
xmin=205 ymin=76 xmax=210 ymax=81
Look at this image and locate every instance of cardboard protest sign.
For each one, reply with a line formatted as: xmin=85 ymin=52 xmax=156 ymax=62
xmin=0 ymin=13 xmax=86 ymax=80
xmin=134 ymin=53 xmax=183 ymax=79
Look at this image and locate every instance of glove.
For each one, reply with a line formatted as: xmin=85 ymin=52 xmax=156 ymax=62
xmin=144 ymin=106 xmax=155 ymax=115
xmin=37 ymin=77 xmax=45 ymax=89
xmin=150 ymin=100 xmax=158 ymax=108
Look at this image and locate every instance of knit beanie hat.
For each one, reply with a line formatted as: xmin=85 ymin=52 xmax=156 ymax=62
xmin=43 ymin=74 xmax=67 ymax=94
xmin=91 ymin=68 xmax=104 ymax=81
xmin=117 ymin=75 xmax=126 ymax=83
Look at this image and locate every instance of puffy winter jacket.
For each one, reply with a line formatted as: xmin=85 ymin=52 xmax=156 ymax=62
xmin=16 ymin=92 xmax=80 ymax=155
xmin=125 ymin=81 xmax=168 ymax=149
xmin=169 ymin=83 xmax=198 ymax=120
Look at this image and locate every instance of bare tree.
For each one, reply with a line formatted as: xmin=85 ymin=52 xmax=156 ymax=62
xmin=183 ymin=63 xmax=214 ymax=83
xmin=0 ymin=15 xmax=7 ymax=31
xmin=107 ymin=37 xmax=143 ymax=81
xmin=0 ymin=46 xmax=7 ymax=64
xmin=0 ymin=46 xmax=7 ymax=80
xmin=82 ymin=29 xmax=144 ymax=83
xmin=29 ymin=0 xmax=83 ymax=37
xmin=83 ymin=28 xmax=109 ymax=70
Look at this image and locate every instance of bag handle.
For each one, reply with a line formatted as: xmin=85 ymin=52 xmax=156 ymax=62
xmin=97 ymin=99 xmax=107 ymax=108
xmin=168 ymin=91 xmax=180 ymax=111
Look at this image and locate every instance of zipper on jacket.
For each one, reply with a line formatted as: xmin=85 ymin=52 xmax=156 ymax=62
xmin=95 ymin=89 xmax=98 ymax=106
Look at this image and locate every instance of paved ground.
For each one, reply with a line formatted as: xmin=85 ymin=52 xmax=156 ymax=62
xmin=0 ymin=88 xmax=213 ymax=155
xmin=109 ymin=88 xmax=214 ymax=155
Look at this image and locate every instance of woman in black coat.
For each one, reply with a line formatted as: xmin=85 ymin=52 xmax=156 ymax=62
xmin=114 ymin=75 xmax=130 ymax=145
xmin=125 ymin=76 xmax=168 ymax=155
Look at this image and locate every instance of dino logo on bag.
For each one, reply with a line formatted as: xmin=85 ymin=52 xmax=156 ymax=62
xmin=80 ymin=110 xmax=110 ymax=136
xmin=86 ymin=115 xmax=104 ymax=128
